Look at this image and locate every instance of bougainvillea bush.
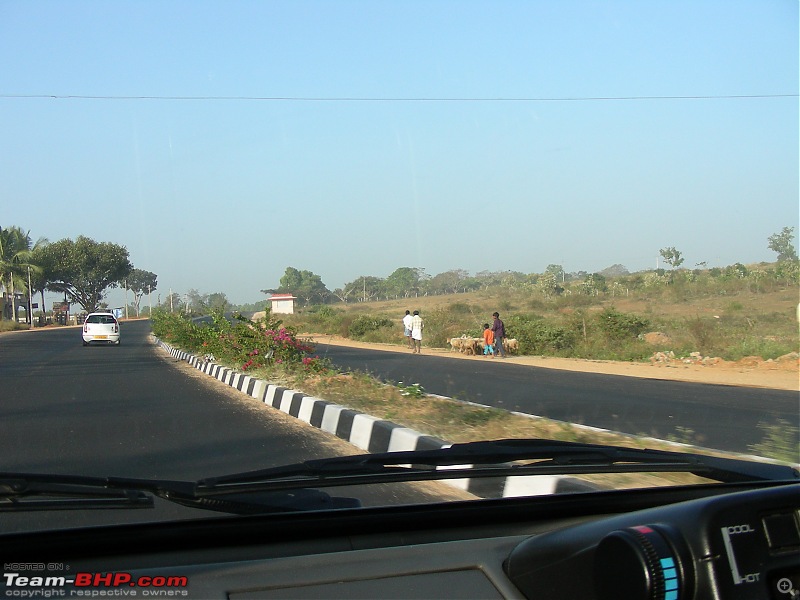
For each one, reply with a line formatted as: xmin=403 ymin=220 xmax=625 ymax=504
xmin=150 ymin=308 xmax=324 ymax=373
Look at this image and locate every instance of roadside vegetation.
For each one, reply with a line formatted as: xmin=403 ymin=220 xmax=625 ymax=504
xmin=280 ymin=266 xmax=799 ymax=364
xmin=150 ymin=302 xmax=798 ymax=468
xmin=1 ymin=225 xmax=158 ymax=322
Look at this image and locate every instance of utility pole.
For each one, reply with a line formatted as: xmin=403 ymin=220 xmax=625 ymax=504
xmin=27 ymin=266 xmax=33 ymax=330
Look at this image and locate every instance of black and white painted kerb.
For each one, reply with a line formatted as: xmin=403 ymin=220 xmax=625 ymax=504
xmin=154 ymin=337 xmax=590 ymax=497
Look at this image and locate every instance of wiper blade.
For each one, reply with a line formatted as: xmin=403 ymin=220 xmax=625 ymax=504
xmin=0 ymin=473 xmax=359 ymax=514
xmin=0 ymin=473 xmax=154 ymax=512
xmin=5 ymin=440 xmax=794 ymax=512
xmin=197 ymin=439 xmax=800 ymax=495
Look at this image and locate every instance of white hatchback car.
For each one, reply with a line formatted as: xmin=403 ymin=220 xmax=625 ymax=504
xmin=82 ymin=312 xmax=121 ymax=346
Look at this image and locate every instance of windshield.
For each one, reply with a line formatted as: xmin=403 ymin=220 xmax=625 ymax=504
xmin=0 ymin=1 xmax=797 ymax=534
xmin=86 ymin=315 xmax=116 ymax=324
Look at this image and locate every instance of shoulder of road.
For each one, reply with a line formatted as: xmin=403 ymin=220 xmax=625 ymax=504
xmin=303 ymin=334 xmax=800 ymax=392
xmin=6 ymin=323 xmax=795 ymax=391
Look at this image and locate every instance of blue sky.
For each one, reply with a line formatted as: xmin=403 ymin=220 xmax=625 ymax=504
xmin=1 ymin=0 xmax=798 ymax=306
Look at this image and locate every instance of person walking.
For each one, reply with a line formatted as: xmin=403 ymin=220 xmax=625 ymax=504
xmin=491 ymin=311 xmax=506 ymax=358
xmin=482 ymin=323 xmax=495 ymax=358
xmin=410 ymin=310 xmax=424 ymax=353
xmin=402 ymin=310 xmax=414 ymax=349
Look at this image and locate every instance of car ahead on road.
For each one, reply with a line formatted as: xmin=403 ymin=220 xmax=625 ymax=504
xmin=81 ymin=312 xmax=121 ymax=346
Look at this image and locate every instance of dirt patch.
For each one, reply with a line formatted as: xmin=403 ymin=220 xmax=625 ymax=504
xmin=303 ymin=334 xmax=799 ymax=392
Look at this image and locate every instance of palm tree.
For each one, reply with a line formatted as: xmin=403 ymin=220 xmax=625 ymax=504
xmin=0 ymin=226 xmax=47 ymax=322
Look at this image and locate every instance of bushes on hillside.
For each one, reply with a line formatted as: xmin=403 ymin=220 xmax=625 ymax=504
xmin=269 ymin=278 xmax=797 ymax=362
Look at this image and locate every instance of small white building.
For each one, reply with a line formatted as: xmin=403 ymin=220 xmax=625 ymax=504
xmin=270 ymin=293 xmax=297 ymax=315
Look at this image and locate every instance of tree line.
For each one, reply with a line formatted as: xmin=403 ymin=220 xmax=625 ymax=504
xmin=268 ymin=227 xmax=798 ymax=306
xmin=0 ymin=226 xmax=157 ymax=321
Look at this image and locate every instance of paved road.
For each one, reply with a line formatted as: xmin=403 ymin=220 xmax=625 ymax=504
xmin=4 ymin=320 xmax=793 ymax=533
xmin=312 ymin=342 xmax=799 ymax=455
xmin=0 ymin=321 xmax=459 ymax=532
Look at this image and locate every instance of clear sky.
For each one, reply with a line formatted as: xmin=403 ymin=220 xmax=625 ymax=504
xmin=1 ymin=0 xmax=798 ymax=306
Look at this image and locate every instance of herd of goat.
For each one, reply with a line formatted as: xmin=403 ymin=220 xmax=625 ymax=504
xmin=448 ymin=336 xmax=519 ymax=355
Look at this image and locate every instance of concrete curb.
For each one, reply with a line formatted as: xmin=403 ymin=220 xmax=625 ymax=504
xmin=154 ymin=338 xmax=593 ymax=497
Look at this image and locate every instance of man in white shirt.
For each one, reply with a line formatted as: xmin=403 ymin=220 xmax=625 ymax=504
xmin=402 ymin=310 xmax=414 ymax=349
xmin=410 ymin=310 xmax=424 ymax=354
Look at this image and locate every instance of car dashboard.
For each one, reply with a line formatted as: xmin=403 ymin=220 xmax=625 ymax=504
xmin=2 ymin=482 xmax=798 ymax=600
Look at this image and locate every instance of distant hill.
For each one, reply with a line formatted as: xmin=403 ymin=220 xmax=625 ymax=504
xmin=599 ymin=264 xmax=629 ymax=277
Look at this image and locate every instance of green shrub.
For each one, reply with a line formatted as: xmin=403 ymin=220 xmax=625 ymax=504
xmin=596 ymin=307 xmax=650 ymax=342
xmin=506 ymin=315 xmax=575 ymax=355
xmin=304 ymin=304 xmax=344 ymax=334
xmin=447 ymin=302 xmax=472 ymax=315
xmin=685 ymin=316 xmax=717 ymax=354
xmin=423 ymin=308 xmax=469 ymax=348
xmin=349 ymin=315 xmax=395 ymax=339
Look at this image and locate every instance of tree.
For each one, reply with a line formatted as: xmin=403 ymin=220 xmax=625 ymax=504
xmin=162 ymin=291 xmax=184 ymax=313
xmin=207 ymin=292 xmax=229 ymax=311
xmin=338 ymin=275 xmax=384 ymax=302
xmin=767 ymin=227 xmax=798 ymax=262
xmin=384 ymin=267 xmax=422 ymax=298
xmin=39 ymin=236 xmax=132 ymax=313
xmin=474 ymin=270 xmax=506 ymax=289
xmin=536 ymin=272 xmax=561 ymax=299
xmin=125 ymin=269 xmax=158 ymax=317
xmin=28 ymin=245 xmax=51 ymax=320
xmin=499 ymin=271 xmax=527 ymax=290
xmin=186 ymin=288 xmax=208 ymax=314
xmin=0 ymin=226 xmax=47 ymax=321
xmin=273 ymin=267 xmax=330 ymax=305
xmin=544 ymin=264 xmax=565 ymax=283
xmin=579 ymin=273 xmax=607 ymax=296
xmin=659 ymin=247 xmax=685 ymax=269
xmin=332 ymin=284 xmax=357 ymax=303
xmin=424 ymin=269 xmax=470 ymax=295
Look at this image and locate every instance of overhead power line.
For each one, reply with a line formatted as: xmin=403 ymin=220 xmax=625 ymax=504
xmin=0 ymin=93 xmax=797 ymax=102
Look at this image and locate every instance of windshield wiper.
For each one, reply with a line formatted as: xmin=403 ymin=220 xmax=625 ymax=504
xmin=3 ymin=441 xmax=795 ymax=513
xmin=0 ymin=473 xmax=155 ymax=512
xmin=0 ymin=473 xmax=359 ymax=515
xmin=195 ymin=439 xmax=799 ymax=496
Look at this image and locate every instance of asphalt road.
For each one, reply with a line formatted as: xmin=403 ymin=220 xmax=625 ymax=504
xmin=3 ymin=320 xmax=794 ymax=532
xmin=312 ymin=342 xmax=800 ymax=455
xmin=0 ymin=321 xmax=461 ymax=532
